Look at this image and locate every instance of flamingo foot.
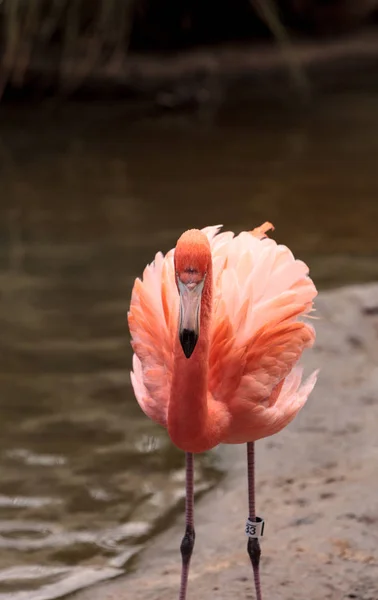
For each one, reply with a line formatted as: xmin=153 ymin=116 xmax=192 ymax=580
xmin=248 ymin=537 xmax=262 ymax=600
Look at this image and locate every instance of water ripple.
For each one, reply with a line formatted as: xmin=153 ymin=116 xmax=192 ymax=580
xmin=0 ymin=520 xmax=151 ymax=551
xmin=0 ymin=566 xmax=121 ymax=600
xmin=0 ymin=496 xmax=62 ymax=509
xmin=6 ymin=449 xmax=66 ymax=467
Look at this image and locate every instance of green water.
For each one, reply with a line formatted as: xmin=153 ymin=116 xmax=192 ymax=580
xmin=0 ymin=90 xmax=377 ymax=599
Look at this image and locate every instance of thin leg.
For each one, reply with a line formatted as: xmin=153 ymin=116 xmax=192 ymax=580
xmin=179 ymin=452 xmax=195 ymax=600
xmin=247 ymin=441 xmax=262 ymax=600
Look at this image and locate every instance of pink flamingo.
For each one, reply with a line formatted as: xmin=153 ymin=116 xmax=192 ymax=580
xmin=128 ymin=223 xmax=317 ymax=600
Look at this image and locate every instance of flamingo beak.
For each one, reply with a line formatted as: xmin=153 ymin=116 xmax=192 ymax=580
xmin=177 ymin=279 xmax=205 ymax=358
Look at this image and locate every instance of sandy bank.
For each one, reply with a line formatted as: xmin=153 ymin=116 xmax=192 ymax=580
xmin=70 ymin=283 xmax=378 ymax=600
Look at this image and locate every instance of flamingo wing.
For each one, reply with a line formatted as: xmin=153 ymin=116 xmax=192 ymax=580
xmin=208 ymin=228 xmax=317 ymax=442
xmin=128 ymin=250 xmax=177 ymax=426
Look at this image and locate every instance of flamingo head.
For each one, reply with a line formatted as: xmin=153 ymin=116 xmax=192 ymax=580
xmin=174 ymin=229 xmax=211 ymax=359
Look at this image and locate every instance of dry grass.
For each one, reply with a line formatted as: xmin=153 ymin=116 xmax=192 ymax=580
xmin=0 ymin=0 xmax=136 ymax=96
xmin=251 ymin=0 xmax=309 ymax=94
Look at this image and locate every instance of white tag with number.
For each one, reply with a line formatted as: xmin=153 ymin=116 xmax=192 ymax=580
xmin=245 ymin=517 xmax=265 ymax=538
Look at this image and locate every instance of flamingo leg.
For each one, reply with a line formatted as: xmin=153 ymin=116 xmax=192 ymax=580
xmin=179 ymin=452 xmax=195 ymax=600
xmin=247 ymin=441 xmax=262 ymax=600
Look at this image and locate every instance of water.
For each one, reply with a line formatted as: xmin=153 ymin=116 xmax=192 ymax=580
xmin=0 ymin=89 xmax=378 ymax=599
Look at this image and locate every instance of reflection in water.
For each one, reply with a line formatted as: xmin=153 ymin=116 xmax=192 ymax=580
xmin=0 ymin=91 xmax=378 ymax=598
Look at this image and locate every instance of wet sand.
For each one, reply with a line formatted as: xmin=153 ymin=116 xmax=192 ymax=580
xmin=70 ymin=283 xmax=378 ymax=600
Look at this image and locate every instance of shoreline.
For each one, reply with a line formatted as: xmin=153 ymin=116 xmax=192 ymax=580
xmin=3 ymin=27 xmax=378 ymax=105
xmin=69 ymin=282 xmax=378 ymax=600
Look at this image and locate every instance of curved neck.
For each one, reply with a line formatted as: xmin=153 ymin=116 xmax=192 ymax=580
xmin=168 ymin=264 xmax=213 ymax=453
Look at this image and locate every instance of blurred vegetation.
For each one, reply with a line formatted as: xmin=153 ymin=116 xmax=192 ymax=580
xmin=0 ymin=0 xmax=136 ymax=95
xmin=0 ymin=0 xmax=377 ymax=97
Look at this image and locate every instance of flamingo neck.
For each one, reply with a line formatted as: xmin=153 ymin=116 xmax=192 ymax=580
xmin=167 ymin=265 xmax=214 ymax=453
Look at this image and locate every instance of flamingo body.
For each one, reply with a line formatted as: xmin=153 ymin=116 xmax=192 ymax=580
xmin=128 ymin=224 xmax=317 ymax=453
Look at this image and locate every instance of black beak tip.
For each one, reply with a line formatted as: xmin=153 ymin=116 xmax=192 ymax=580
xmin=180 ymin=329 xmax=198 ymax=359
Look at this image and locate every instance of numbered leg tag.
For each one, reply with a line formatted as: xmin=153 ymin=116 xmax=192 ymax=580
xmin=245 ymin=517 xmax=265 ymax=538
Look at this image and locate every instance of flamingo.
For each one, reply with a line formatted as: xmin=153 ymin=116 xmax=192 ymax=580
xmin=128 ymin=223 xmax=317 ymax=600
